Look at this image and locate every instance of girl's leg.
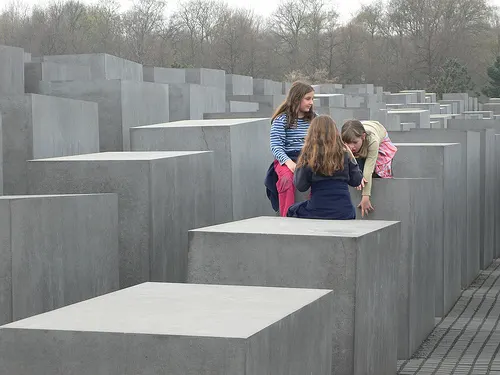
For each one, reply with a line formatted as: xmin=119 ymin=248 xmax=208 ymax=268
xmin=273 ymin=160 xmax=296 ymax=217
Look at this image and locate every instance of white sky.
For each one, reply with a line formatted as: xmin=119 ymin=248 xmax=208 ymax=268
xmin=4 ymin=0 xmax=378 ymax=24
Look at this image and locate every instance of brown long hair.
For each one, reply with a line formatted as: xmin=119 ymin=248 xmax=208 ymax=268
xmin=296 ymin=115 xmax=346 ymax=175
xmin=271 ymin=81 xmax=315 ymax=129
xmin=341 ymin=119 xmax=369 ymax=158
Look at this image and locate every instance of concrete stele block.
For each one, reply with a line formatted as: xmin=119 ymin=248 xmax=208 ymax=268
xmin=253 ymin=78 xmax=283 ymax=95
xmin=40 ymin=53 xmax=143 ymax=81
xmin=37 ymin=80 xmax=169 ymax=152
xmin=443 ymin=93 xmax=469 ymax=111
xmin=185 ymin=68 xmax=225 ymax=89
xmin=388 ymin=109 xmax=430 ymax=128
xmin=24 ymin=61 xmax=91 ymax=93
xmin=392 ymin=143 xmax=462 ymax=317
xmin=130 ymin=119 xmax=274 ymax=224
xmin=0 ymin=282 xmax=334 ymax=375
xmin=0 ymin=45 xmax=24 ymax=95
xmin=168 ymin=83 xmax=204 ymax=121
xmin=188 ymin=217 xmax=400 ymax=375
xmin=226 ymin=74 xmax=253 ymax=95
xmin=27 ymin=151 xmax=215 ymax=288
xmin=143 ymin=66 xmax=185 ymax=84
xmin=0 ymin=94 xmax=99 ymax=195
xmin=351 ymin=178 xmax=436 ymax=359
xmin=390 ymin=129 xmax=480 ymax=288
xmin=0 ymin=193 xmax=119 ymax=325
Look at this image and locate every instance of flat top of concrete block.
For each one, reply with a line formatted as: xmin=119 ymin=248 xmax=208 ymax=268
xmin=387 ymin=109 xmax=429 ymax=113
xmin=30 ymin=151 xmax=210 ymax=162
xmin=132 ymin=118 xmax=269 ymax=129
xmin=430 ymin=114 xmax=452 ymax=118
xmin=2 ymin=282 xmax=331 ymax=338
xmin=0 ymin=194 xmax=115 ymax=200
xmin=314 ymin=94 xmax=344 ymax=97
xmin=393 ymin=143 xmax=460 ymax=146
xmin=190 ymin=216 xmax=399 ymax=237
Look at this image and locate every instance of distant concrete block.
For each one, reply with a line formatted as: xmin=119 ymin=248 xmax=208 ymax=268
xmin=23 ymin=52 xmax=31 ymax=63
xmin=130 ymin=119 xmax=274 ymax=224
xmin=483 ymin=103 xmax=500 ymax=115
xmin=388 ymin=109 xmax=430 ymax=128
xmin=0 ymin=94 xmax=99 ymax=195
xmin=0 ymin=282 xmax=334 ymax=375
xmin=390 ymin=129 xmax=480 ymax=288
xmin=406 ymin=102 xmax=441 ymax=114
xmin=439 ymin=99 xmax=464 ymax=113
xmin=227 ymin=94 xmax=285 ymax=112
xmin=143 ymin=66 xmax=185 ymax=84
xmin=311 ymin=83 xmax=343 ymax=94
xmin=425 ymin=93 xmax=437 ymax=102
xmin=226 ymin=74 xmax=253 ymax=95
xmin=496 ymin=134 xmax=500 ymax=258
xmin=37 ymin=80 xmax=169 ymax=151
xmin=282 ymin=81 xmax=292 ymax=94
xmin=0 ymin=114 xmax=3 ymax=194
xmin=40 ymin=53 xmax=143 ymax=81
xmin=226 ymin=100 xmax=259 ymax=112
xmin=186 ymin=68 xmax=225 ymax=89
xmin=401 ymin=90 xmax=426 ymax=102
xmin=351 ymin=178 xmax=436 ymax=359
xmin=202 ymin=86 xmax=226 ymax=113
xmin=430 ymin=114 xmax=452 ymax=128
xmin=203 ymin=110 xmax=273 ymax=119
xmin=0 ymin=193 xmax=119 ymax=325
xmin=253 ymin=79 xmax=283 ymax=95
xmin=393 ymin=143 xmax=462 ymax=317
xmin=443 ymin=93 xmax=469 ymax=111
xmin=27 ymin=151 xmax=215 ymax=288
xmin=168 ymin=83 xmax=204 ymax=121
xmin=344 ymin=83 xmax=374 ymax=94
xmin=24 ymin=61 xmax=91 ymax=93
xmin=188 ymin=217 xmax=400 ymax=375
xmin=440 ymin=104 xmax=452 ymax=114
xmin=384 ymin=92 xmax=418 ymax=105
xmin=315 ymin=93 xmax=345 ymax=107
xmin=0 ymin=45 xmax=24 ymax=95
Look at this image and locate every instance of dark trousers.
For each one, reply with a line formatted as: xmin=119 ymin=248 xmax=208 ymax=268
xmin=356 ymin=158 xmax=381 ymax=178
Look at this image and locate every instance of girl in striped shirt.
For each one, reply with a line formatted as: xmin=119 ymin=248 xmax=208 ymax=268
xmin=270 ymin=81 xmax=316 ymax=216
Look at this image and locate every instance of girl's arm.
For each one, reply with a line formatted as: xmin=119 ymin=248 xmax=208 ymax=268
xmin=270 ymin=116 xmax=290 ymax=165
xmin=294 ymin=166 xmax=313 ymax=192
xmin=361 ymin=139 xmax=380 ymax=196
xmin=347 ymin=156 xmax=363 ymax=187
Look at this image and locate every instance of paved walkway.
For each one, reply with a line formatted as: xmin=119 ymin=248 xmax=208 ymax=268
xmin=398 ymin=259 xmax=500 ymax=375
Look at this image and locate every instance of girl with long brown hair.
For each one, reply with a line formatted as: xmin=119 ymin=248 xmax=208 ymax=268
xmin=287 ymin=115 xmax=363 ymax=219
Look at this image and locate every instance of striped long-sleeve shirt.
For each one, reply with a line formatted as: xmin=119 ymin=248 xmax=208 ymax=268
xmin=270 ymin=114 xmax=311 ymax=164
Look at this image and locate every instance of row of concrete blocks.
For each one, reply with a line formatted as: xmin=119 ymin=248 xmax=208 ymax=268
xmin=0 ymin=126 xmax=492 ymax=374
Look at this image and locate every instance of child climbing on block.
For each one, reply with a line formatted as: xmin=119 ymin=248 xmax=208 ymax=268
xmin=265 ymin=81 xmax=316 ymax=216
xmin=287 ymin=115 xmax=363 ymax=220
xmin=341 ymin=119 xmax=398 ymax=217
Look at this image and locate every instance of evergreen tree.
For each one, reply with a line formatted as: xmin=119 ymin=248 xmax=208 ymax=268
xmin=430 ymin=58 xmax=474 ymax=99
xmin=482 ymin=56 xmax=500 ymax=98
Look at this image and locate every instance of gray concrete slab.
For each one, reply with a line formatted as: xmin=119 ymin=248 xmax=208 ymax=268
xmin=314 ymin=93 xmax=345 ymax=107
xmin=388 ymin=109 xmax=430 ymax=128
xmin=226 ymin=74 xmax=253 ymax=95
xmin=0 ymin=45 xmax=24 ymax=95
xmin=384 ymin=92 xmax=418 ymax=105
xmin=253 ymin=78 xmax=283 ymax=95
xmin=226 ymin=100 xmax=259 ymax=112
xmin=168 ymin=82 xmax=204 ymax=121
xmin=24 ymin=61 xmax=91 ymax=93
xmin=0 ymin=282 xmax=333 ymax=375
xmin=390 ymin=129 xmax=481 ymax=288
xmin=187 ymin=216 xmax=400 ymax=375
xmin=27 ymin=151 xmax=215 ymax=288
xmin=497 ymin=134 xmax=500 ymax=259
xmin=392 ymin=143 xmax=462 ymax=317
xmin=447 ymin=120 xmax=496 ymax=270
xmin=406 ymin=102 xmax=441 ymax=114
xmin=143 ymin=66 xmax=185 ymax=83
xmin=401 ymin=90 xmax=426 ymax=102
xmin=439 ymin=99 xmax=464 ymax=113
xmin=185 ymin=68 xmax=225 ymax=89
xmin=37 ymin=80 xmax=169 ymax=151
xmin=202 ymin=86 xmax=226 ymax=113
xmin=40 ymin=53 xmax=143 ymax=81
xmin=204 ymin=110 xmax=273 ymax=119
xmin=130 ymin=119 xmax=274 ymax=223
xmin=0 ymin=113 xmax=3 ymax=195
xmin=351 ymin=178 xmax=436 ymax=360
xmin=443 ymin=93 xmax=469 ymax=111
xmin=0 ymin=193 xmax=119 ymax=325
xmin=0 ymin=94 xmax=99 ymax=195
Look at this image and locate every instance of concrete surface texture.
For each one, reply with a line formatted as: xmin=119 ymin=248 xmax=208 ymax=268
xmin=130 ymin=118 xmax=275 ymax=224
xmin=0 ymin=94 xmax=99 ymax=195
xmin=0 ymin=45 xmax=24 ymax=95
xmin=24 ymin=61 xmax=91 ymax=93
xmin=0 ymin=194 xmax=119 ymax=325
xmin=143 ymin=66 xmax=185 ymax=83
xmin=27 ymin=151 xmax=215 ymax=288
xmin=392 ymin=143 xmax=462 ymax=318
xmin=0 ymin=282 xmax=334 ymax=375
xmin=187 ymin=216 xmax=401 ymax=375
xmin=351 ymin=178 xmax=437 ymax=360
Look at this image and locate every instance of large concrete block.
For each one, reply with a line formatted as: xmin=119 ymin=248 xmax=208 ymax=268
xmin=392 ymin=143 xmax=462 ymax=317
xmin=27 ymin=151 xmax=215 ymax=288
xmin=168 ymin=83 xmax=204 ymax=121
xmin=406 ymin=102 xmax=441 ymax=114
xmin=439 ymin=99 xmax=464 ymax=113
xmin=344 ymin=83 xmax=374 ymax=94
xmin=443 ymin=93 xmax=469 ymax=111
xmin=204 ymin=110 xmax=273 ymax=119
xmin=24 ymin=61 xmax=91 ymax=93
xmin=226 ymin=100 xmax=259 ymax=112
xmin=315 ymin=93 xmax=345 ymax=107
xmin=351 ymin=178 xmax=436 ymax=359
xmin=37 ymin=80 xmax=169 ymax=151
xmin=430 ymin=114 xmax=452 ymax=128
xmin=0 ymin=193 xmax=119 ymax=325
xmin=0 ymin=94 xmax=99 ymax=195
xmin=0 ymin=282 xmax=333 ymax=375
xmin=40 ymin=53 xmax=143 ymax=81
xmin=186 ymin=68 xmax=225 ymax=89
xmin=447 ymin=120 xmax=496 ymax=269
xmin=390 ymin=129 xmax=481 ymax=288
xmin=388 ymin=109 xmax=430 ymax=128
xmin=130 ymin=119 xmax=274 ymax=223
xmin=202 ymin=86 xmax=226 ymax=113
xmin=143 ymin=66 xmax=185 ymax=83
xmin=311 ymin=83 xmax=343 ymax=93
xmin=227 ymin=94 xmax=285 ymax=112
xmin=226 ymin=74 xmax=253 ymax=95
xmin=384 ymin=92 xmax=418 ymax=105
xmin=188 ymin=217 xmax=400 ymax=375
xmin=401 ymin=90 xmax=426 ymax=102
xmin=0 ymin=45 xmax=24 ymax=95
xmin=425 ymin=93 xmax=437 ymax=102
xmin=497 ymin=134 xmax=500 ymax=258
xmin=0 ymin=113 xmax=3 ymax=194
xmin=253 ymin=78 xmax=283 ymax=95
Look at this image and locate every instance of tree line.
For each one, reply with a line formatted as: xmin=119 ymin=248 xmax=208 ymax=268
xmin=1 ymin=0 xmax=499 ymax=95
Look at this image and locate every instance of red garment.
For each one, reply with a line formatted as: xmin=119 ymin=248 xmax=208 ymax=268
xmin=273 ymin=160 xmax=296 ymax=217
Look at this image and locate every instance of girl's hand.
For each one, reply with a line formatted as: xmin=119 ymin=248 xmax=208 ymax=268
xmin=284 ymin=159 xmax=296 ymax=173
xmin=358 ymin=196 xmax=374 ymax=217
xmin=355 ymin=178 xmax=367 ymax=190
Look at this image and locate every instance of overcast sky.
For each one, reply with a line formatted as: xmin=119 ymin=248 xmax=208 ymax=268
xmin=5 ymin=0 xmax=376 ymax=24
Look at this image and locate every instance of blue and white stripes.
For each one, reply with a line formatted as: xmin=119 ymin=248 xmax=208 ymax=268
xmin=270 ymin=114 xmax=310 ymax=164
